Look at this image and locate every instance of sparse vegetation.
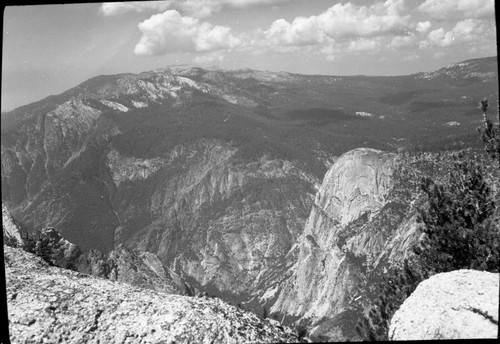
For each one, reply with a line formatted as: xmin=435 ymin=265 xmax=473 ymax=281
xmin=21 ymin=230 xmax=55 ymax=265
xmin=415 ymin=154 xmax=499 ymax=275
xmin=3 ymin=233 xmax=20 ymax=247
xmin=356 ymin=99 xmax=500 ymax=341
xmin=477 ymin=98 xmax=500 ymax=167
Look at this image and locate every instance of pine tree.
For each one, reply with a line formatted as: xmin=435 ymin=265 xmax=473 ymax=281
xmin=355 ymin=259 xmax=423 ymax=341
xmin=477 ymin=98 xmax=500 ymax=168
xmin=415 ymin=154 xmax=498 ymax=275
xmin=356 ymin=99 xmax=500 ymax=341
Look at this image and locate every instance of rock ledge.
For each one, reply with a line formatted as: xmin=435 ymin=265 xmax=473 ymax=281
xmin=5 ymin=245 xmax=300 ymax=344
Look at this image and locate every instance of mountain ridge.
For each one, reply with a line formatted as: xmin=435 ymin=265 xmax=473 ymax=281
xmin=2 ymin=55 xmax=498 ymax=341
xmin=2 ymin=55 xmax=496 ymax=117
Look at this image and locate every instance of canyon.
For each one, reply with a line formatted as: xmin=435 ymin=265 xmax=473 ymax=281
xmin=2 ymin=56 xmax=498 ymax=341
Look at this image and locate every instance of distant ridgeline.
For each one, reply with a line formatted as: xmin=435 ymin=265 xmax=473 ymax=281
xmin=1 ymin=56 xmax=498 ymax=341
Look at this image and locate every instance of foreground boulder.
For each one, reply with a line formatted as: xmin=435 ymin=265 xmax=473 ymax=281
xmin=389 ymin=269 xmax=499 ymax=340
xmin=5 ymin=245 xmax=301 ymax=344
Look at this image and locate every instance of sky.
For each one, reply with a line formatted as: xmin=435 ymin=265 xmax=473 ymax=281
xmin=1 ymin=0 xmax=498 ymax=112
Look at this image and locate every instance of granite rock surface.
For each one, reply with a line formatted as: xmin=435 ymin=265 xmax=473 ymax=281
xmin=5 ymin=245 xmax=302 ymax=344
xmin=389 ymin=269 xmax=499 ymax=340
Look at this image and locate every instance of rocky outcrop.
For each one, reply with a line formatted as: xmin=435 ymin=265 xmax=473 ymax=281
xmin=389 ymin=269 xmax=499 ymax=340
xmin=313 ymin=148 xmax=394 ymax=227
xmin=32 ymin=227 xmax=87 ymax=269
xmin=5 ymin=245 xmax=302 ymax=344
xmin=2 ymin=204 xmax=25 ymax=247
xmin=270 ymin=148 xmax=423 ymax=340
xmin=42 ymin=227 xmax=183 ymax=294
xmin=2 ymin=217 xmax=183 ymax=295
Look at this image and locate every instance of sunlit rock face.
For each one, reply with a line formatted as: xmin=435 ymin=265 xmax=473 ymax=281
xmin=311 ymin=148 xmax=395 ymax=230
xmin=274 ymin=148 xmax=395 ymax=313
xmin=389 ymin=269 xmax=499 ymax=340
xmin=3 ymin=204 xmax=24 ymax=246
xmin=124 ymin=139 xmax=317 ymax=300
xmin=270 ymin=148 xmax=422 ymax=340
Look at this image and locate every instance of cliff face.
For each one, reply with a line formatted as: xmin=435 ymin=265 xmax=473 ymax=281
xmin=5 ymin=245 xmax=301 ymax=344
xmin=121 ymin=139 xmax=316 ymax=301
xmin=1 ymin=68 xmax=320 ymax=307
xmin=271 ymin=148 xmax=420 ymax=340
xmin=2 ymin=107 xmax=317 ymax=313
xmin=313 ymin=148 xmax=394 ymax=227
xmin=3 ymin=60 xmax=497 ymax=342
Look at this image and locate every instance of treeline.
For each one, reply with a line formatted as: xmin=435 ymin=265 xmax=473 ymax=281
xmin=105 ymin=100 xmax=392 ymax=178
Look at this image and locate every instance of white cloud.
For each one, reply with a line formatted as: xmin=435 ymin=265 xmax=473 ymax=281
xmin=347 ymin=38 xmax=380 ymax=53
xmin=248 ymin=0 xmax=414 ymax=61
xmin=452 ymin=19 xmax=489 ymax=41
xmin=426 ymin=28 xmax=455 ymax=47
xmin=390 ymin=34 xmax=417 ymax=49
xmin=100 ymin=0 xmax=295 ymax=18
xmin=259 ymin=0 xmax=409 ymax=50
xmin=420 ymin=19 xmax=491 ymax=48
xmin=417 ymin=0 xmax=495 ymax=19
xmin=134 ymin=10 xmax=241 ymax=56
xmin=389 ymin=21 xmax=431 ymax=50
xmin=262 ymin=17 xmax=325 ymax=46
xmin=100 ymin=1 xmax=173 ymax=16
xmin=415 ymin=21 xmax=431 ymax=33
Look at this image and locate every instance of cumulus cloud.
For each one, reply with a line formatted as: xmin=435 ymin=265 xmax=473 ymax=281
xmin=415 ymin=21 xmax=431 ymax=33
xmin=389 ymin=21 xmax=431 ymax=50
xmin=425 ymin=28 xmax=455 ymax=47
xmin=347 ymin=38 xmax=380 ymax=53
xmin=106 ymin=0 xmax=496 ymax=63
xmin=417 ymin=0 xmax=495 ymax=19
xmin=260 ymin=0 xmax=409 ymax=47
xmin=134 ymin=10 xmax=241 ymax=56
xmin=390 ymin=34 xmax=417 ymax=49
xmin=252 ymin=0 xmax=411 ymax=61
xmin=101 ymin=0 xmax=295 ymax=18
xmin=262 ymin=17 xmax=325 ymax=46
xmin=420 ymin=19 xmax=492 ymax=48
